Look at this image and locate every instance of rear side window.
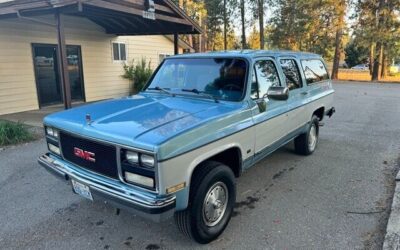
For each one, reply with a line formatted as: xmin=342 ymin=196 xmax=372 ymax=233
xmin=301 ymin=59 xmax=329 ymax=84
xmin=280 ymin=59 xmax=302 ymax=90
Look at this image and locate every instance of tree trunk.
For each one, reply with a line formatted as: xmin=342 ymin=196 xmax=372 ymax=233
xmin=331 ymin=28 xmax=342 ymax=80
xmin=331 ymin=1 xmax=345 ymax=80
xmin=193 ymin=35 xmax=200 ymax=53
xmin=372 ymin=0 xmax=386 ymax=81
xmin=197 ymin=15 xmax=203 ymax=53
xmin=259 ymin=0 xmax=265 ymax=49
xmin=223 ymin=0 xmax=227 ymax=50
xmin=240 ymin=0 xmax=246 ymax=49
xmin=369 ymin=43 xmax=374 ymax=75
xmin=372 ymin=42 xmax=383 ymax=81
xmin=381 ymin=47 xmax=387 ymax=79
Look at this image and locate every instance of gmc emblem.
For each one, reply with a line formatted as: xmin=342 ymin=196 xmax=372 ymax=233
xmin=74 ymin=147 xmax=96 ymax=162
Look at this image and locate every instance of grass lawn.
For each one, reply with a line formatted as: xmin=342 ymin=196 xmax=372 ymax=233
xmin=338 ymin=70 xmax=400 ymax=82
xmin=0 ymin=120 xmax=34 ymax=146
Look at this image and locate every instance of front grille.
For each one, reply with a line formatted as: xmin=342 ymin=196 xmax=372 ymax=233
xmin=60 ymin=132 xmax=119 ymax=179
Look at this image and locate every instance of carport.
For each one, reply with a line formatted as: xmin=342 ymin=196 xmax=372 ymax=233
xmin=0 ymin=0 xmax=201 ymax=109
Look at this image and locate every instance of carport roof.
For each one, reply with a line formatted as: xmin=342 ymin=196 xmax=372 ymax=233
xmin=0 ymin=0 xmax=202 ymax=35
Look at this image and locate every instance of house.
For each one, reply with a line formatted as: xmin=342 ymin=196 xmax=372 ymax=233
xmin=0 ymin=0 xmax=200 ymax=115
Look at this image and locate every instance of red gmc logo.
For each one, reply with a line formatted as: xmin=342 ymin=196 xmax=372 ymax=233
xmin=74 ymin=147 xmax=96 ymax=163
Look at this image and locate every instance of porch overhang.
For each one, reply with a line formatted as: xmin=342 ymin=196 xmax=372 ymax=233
xmin=0 ymin=0 xmax=201 ymax=110
xmin=0 ymin=0 xmax=202 ymax=35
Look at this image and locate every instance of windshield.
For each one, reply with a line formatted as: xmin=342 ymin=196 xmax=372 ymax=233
xmin=146 ymin=58 xmax=248 ymax=102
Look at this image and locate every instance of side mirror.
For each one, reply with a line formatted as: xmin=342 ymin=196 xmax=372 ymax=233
xmin=266 ymin=86 xmax=289 ymax=101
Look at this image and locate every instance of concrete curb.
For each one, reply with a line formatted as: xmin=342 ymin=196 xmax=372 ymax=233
xmin=383 ymin=173 xmax=400 ymax=249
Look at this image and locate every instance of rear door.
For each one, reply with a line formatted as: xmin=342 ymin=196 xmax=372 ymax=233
xmin=278 ymin=57 xmax=308 ymax=133
xmin=251 ymin=58 xmax=288 ymax=160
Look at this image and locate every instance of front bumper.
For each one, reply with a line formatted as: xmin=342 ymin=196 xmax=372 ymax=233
xmin=38 ymin=153 xmax=176 ymax=222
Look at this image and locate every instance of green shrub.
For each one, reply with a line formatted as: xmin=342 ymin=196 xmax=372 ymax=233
xmin=0 ymin=120 xmax=33 ymax=146
xmin=122 ymin=58 xmax=153 ymax=94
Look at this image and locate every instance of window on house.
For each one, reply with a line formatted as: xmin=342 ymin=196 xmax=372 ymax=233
xmin=112 ymin=42 xmax=126 ymax=61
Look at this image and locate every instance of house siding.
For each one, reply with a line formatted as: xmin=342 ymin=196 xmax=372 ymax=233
xmin=0 ymin=15 xmax=177 ymax=115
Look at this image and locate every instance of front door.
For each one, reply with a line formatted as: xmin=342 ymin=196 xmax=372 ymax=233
xmin=33 ymin=44 xmax=85 ymax=107
xmin=251 ymin=59 xmax=288 ymax=160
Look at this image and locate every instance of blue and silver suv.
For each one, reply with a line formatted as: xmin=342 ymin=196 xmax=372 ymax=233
xmin=39 ymin=50 xmax=335 ymax=244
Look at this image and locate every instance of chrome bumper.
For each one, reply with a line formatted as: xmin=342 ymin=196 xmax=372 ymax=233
xmin=38 ymin=153 xmax=176 ymax=222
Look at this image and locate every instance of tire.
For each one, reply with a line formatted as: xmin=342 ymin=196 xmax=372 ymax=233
xmin=174 ymin=161 xmax=236 ymax=244
xmin=294 ymin=115 xmax=319 ymax=155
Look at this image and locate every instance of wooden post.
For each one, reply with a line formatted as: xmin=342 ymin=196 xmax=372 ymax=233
xmin=56 ymin=11 xmax=71 ymax=109
xmin=174 ymin=33 xmax=179 ymax=55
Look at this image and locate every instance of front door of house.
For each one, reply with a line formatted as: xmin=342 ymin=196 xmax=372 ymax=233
xmin=32 ymin=44 xmax=85 ymax=107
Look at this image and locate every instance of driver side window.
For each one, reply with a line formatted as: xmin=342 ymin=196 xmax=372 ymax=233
xmin=251 ymin=60 xmax=281 ymax=99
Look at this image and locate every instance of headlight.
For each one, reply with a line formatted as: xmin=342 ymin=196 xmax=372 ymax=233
xmin=121 ymin=149 xmax=156 ymax=189
xmin=123 ymin=150 xmax=155 ymax=168
xmin=46 ymin=127 xmax=53 ymax=136
xmin=140 ymin=154 xmax=155 ymax=168
xmin=125 ymin=172 xmax=154 ymax=188
xmin=46 ymin=126 xmax=59 ymax=139
xmin=125 ymin=151 xmax=139 ymax=164
xmin=48 ymin=143 xmax=60 ymax=155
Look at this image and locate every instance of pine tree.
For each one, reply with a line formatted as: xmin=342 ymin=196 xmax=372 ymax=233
xmin=249 ymin=0 xmax=266 ymax=49
xmin=331 ymin=0 xmax=347 ymax=80
xmin=353 ymin=0 xmax=400 ymax=80
xmin=269 ymin=0 xmax=340 ymax=60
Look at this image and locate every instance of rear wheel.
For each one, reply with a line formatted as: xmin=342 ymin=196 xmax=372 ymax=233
xmin=174 ymin=161 xmax=236 ymax=244
xmin=294 ymin=115 xmax=319 ymax=155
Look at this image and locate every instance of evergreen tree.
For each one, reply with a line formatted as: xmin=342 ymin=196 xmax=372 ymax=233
xmin=249 ymin=0 xmax=266 ymax=49
xmin=248 ymin=26 xmax=260 ymax=49
xmin=344 ymin=41 xmax=369 ymax=68
xmin=331 ymin=0 xmax=347 ymax=80
xmin=269 ymin=0 xmax=340 ymax=60
xmin=353 ymin=0 xmax=400 ymax=80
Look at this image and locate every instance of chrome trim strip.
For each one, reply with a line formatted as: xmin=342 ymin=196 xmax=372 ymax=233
xmin=38 ymin=154 xmax=174 ymax=209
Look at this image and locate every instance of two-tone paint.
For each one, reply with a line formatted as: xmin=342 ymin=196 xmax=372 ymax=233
xmin=40 ymin=50 xmax=335 ymax=218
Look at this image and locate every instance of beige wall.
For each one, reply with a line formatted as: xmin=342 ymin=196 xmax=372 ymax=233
xmin=121 ymin=35 xmax=176 ymax=70
xmin=0 ymin=15 xmax=177 ymax=115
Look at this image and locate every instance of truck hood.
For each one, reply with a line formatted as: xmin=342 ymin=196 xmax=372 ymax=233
xmin=44 ymin=93 xmax=245 ymax=151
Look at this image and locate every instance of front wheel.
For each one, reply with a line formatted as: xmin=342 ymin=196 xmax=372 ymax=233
xmin=174 ymin=161 xmax=236 ymax=244
xmin=294 ymin=115 xmax=320 ymax=155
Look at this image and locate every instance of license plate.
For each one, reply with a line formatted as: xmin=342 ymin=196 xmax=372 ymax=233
xmin=72 ymin=179 xmax=93 ymax=201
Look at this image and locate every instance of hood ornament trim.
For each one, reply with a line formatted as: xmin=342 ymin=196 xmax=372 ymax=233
xmin=85 ymin=114 xmax=92 ymax=125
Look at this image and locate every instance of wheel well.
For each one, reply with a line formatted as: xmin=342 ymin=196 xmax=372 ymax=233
xmin=192 ymin=147 xmax=242 ymax=181
xmin=313 ymin=107 xmax=325 ymax=121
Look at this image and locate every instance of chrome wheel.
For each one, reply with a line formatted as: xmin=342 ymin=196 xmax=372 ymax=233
xmin=202 ymin=182 xmax=228 ymax=227
xmin=308 ymin=124 xmax=318 ymax=151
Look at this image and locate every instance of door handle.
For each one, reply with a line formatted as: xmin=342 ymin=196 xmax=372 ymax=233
xmin=301 ymin=92 xmax=309 ymax=95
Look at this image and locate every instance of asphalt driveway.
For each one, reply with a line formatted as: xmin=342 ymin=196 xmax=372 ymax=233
xmin=0 ymin=81 xmax=399 ymax=249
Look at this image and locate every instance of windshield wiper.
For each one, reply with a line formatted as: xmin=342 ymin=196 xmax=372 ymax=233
xmin=181 ymin=89 xmax=219 ymax=103
xmin=148 ymin=86 xmax=176 ymax=97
